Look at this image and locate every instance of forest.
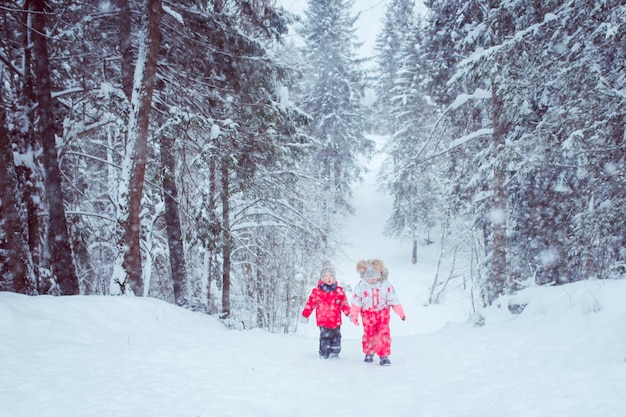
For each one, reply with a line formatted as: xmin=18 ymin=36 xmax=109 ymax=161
xmin=0 ymin=0 xmax=624 ymax=332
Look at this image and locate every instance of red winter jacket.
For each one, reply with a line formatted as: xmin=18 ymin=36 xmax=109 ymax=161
xmin=302 ymin=281 xmax=350 ymax=329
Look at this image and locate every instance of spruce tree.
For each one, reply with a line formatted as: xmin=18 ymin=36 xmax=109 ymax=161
xmin=299 ymin=0 xmax=373 ymax=214
xmin=374 ymin=0 xmax=416 ymax=135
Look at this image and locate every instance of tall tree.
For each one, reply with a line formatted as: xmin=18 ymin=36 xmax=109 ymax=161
xmin=374 ymin=0 xmax=416 ymax=135
xmin=490 ymin=76 xmax=506 ymax=303
xmin=0 ymin=95 xmax=36 ymax=294
xmin=380 ymin=12 xmax=439 ymax=264
xmin=300 ymin=0 xmax=373 ymax=214
xmin=413 ymin=0 xmax=626 ymax=305
xmin=119 ymin=0 xmax=133 ymax=100
xmin=151 ymin=1 xmax=307 ymax=318
xmin=0 ymin=0 xmax=47 ymax=292
xmin=112 ymin=0 xmax=162 ymax=296
xmin=160 ymin=131 xmax=188 ymax=307
xmin=220 ymin=158 xmax=232 ymax=318
xmin=31 ymin=0 xmax=79 ymax=295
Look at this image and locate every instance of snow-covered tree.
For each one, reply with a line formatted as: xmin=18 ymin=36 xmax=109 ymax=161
xmin=299 ymin=0 xmax=373 ymax=215
xmin=415 ymin=0 xmax=626 ymax=305
xmin=373 ymin=0 xmax=416 ymax=135
xmin=503 ymin=1 xmax=626 ymax=284
xmin=0 ymin=94 xmax=36 ymax=294
xmin=379 ymin=12 xmax=439 ymax=264
xmin=31 ymin=0 xmax=81 ymax=295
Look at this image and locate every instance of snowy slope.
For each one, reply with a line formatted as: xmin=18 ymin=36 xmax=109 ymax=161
xmin=1 ymin=279 xmax=625 ymax=417
xmin=2 ymin=135 xmax=626 ymax=417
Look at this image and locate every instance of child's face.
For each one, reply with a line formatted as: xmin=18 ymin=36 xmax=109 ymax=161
xmin=366 ymin=277 xmax=378 ymax=284
xmin=322 ymin=271 xmax=335 ymax=285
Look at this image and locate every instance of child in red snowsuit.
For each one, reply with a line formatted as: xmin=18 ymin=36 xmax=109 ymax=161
xmin=302 ymin=262 xmax=350 ymax=359
xmin=350 ymin=259 xmax=406 ymax=366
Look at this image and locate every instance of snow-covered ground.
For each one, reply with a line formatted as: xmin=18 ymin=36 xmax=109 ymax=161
xmin=2 ymin=137 xmax=626 ymax=417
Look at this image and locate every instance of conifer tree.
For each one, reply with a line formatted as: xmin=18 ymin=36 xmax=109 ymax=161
xmin=31 ymin=0 xmax=80 ymax=295
xmin=380 ymin=12 xmax=438 ymax=263
xmin=374 ymin=0 xmax=416 ymax=135
xmin=299 ymin=0 xmax=373 ymax=215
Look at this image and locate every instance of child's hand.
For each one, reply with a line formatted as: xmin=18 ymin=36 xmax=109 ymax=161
xmin=349 ymin=305 xmax=360 ymax=326
xmin=392 ymin=304 xmax=406 ymax=321
xmin=300 ymin=316 xmax=309 ymax=324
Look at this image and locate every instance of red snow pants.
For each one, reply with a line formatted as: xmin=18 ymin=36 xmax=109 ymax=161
xmin=361 ymin=308 xmax=391 ymax=357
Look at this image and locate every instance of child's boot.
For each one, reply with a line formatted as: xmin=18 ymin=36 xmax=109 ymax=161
xmin=379 ymin=356 xmax=391 ymax=366
xmin=364 ymin=354 xmax=374 ymax=363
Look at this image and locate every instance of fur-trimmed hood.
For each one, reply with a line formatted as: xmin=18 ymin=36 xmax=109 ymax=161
xmin=356 ymin=259 xmax=384 ymax=280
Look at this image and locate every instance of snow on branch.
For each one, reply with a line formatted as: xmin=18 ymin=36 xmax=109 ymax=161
xmin=424 ymin=128 xmax=494 ymax=161
xmin=450 ymin=128 xmax=494 ymax=149
xmin=449 ymin=6 xmax=572 ymax=86
xmin=0 ymin=49 xmax=23 ymax=76
xmin=51 ymin=87 xmax=84 ymax=99
xmin=65 ymin=210 xmax=116 ymax=223
xmin=163 ymin=5 xmax=184 ymax=25
xmin=401 ymin=88 xmax=491 ymax=166
xmin=449 ymin=88 xmax=492 ymax=110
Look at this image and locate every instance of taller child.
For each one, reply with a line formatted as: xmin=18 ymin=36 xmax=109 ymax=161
xmin=302 ymin=262 xmax=351 ymax=359
xmin=350 ymin=259 xmax=406 ymax=366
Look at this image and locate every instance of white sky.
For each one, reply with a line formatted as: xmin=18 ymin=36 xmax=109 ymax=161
xmin=279 ymin=0 xmax=428 ymax=61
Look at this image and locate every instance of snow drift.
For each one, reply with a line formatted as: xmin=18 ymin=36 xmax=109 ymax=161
xmin=1 ymin=278 xmax=625 ymax=417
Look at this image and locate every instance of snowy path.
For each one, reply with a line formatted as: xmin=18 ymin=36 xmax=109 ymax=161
xmin=330 ymin=135 xmax=472 ymax=339
xmin=2 ymin=289 xmax=625 ymax=417
xmin=2 ymin=136 xmax=626 ymax=417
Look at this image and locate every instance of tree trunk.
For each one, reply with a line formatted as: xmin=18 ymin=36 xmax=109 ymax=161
xmin=220 ymin=161 xmax=231 ymax=318
xmin=18 ymin=3 xmax=44 ymax=289
xmin=490 ymin=83 xmax=507 ymax=304
xmin=31 ymin=0 xmax=79 ymax=295
xmin=119 ymin=0 xmax=133 ymax=100
xmin=206 ymin=157 xmax=218 ymax=310
xmin=116 ymin=0 xmax=163 ymax=296
xmin=161 ymin=133 xmax=188 ymax=307
xmin=0 ymin=97 xmax=36 ymax=294
xmin=412 ymin=232 xmax=417 ymax=264
xmin=429 ymin=223 xmax=447 ymax=304
xmin=255 ymin=248 xmax=265 ymax=328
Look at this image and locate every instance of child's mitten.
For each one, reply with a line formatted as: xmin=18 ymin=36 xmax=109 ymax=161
xmin=392 ymin=304 xmax=406 ymax=321
xmin=350 ymin=305 xmax=360 ymax=326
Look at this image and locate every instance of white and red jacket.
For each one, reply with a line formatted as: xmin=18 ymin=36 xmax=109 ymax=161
xmin=350 ymin=279 xmax=405 ymax=320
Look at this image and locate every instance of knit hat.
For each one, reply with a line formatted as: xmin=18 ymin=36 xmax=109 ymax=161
xmin=320 ymin=262 xmax=336 ymax=279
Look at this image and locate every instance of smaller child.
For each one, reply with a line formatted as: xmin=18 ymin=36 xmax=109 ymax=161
xmin=302 ymin=262 xmax=351 ymax=359
xmin=350 ymin=259 xmax=406 ymax=366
